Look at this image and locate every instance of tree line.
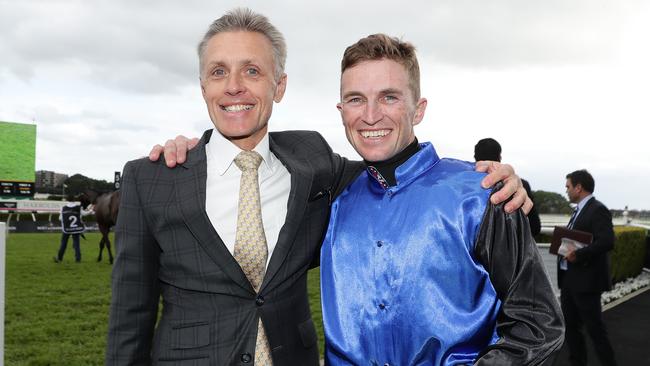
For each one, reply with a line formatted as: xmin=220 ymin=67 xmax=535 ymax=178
xmin=42 ymin=173 xmax=114 ymax=201
xmin=38 ymin=176 xmax=649 ymax=218
xmin=532 ymin=190 xmax=650 ymax=218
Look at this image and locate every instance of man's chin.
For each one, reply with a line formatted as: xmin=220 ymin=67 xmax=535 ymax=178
xmin=214 ymin=125 xmax=267 ymax=140
xmin=353 ymin=141 xmax=396 ymax=162
xmin=359 ymin=151 xmax=391 ymax=163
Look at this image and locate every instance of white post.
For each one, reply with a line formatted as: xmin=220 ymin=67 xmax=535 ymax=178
xmin=0 ymin=222 xmax=5 ymax=366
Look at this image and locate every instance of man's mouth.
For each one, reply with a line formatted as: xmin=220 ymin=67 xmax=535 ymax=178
xmin=220 ymin=104 xmax=254 ymax=112
xmin=360 ymin=129 xmax=390 ymax=138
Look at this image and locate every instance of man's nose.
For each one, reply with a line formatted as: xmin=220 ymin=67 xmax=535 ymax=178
xmin=362 ymin=100 xmax=383 ymax=125
xmin=225 ymin=74 xmax=245 ymax=95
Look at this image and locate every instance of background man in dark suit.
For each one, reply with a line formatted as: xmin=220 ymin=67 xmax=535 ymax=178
xmin=559 ymin=169 xmax=617 ymax=366
xmin=111 ymin=8 xmax=529 ymax=366
xmin=474 ymin=137 xmax=541 ymax=236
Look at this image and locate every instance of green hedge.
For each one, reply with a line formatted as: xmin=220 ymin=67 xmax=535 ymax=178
xmin=611 ymin=226 xmax=647 ymax=283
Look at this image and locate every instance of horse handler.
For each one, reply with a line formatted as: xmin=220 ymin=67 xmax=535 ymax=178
xmin=53 ymin=195 xmax=93 ymax=263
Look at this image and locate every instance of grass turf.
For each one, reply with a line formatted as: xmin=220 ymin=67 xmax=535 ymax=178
xmin=3 ymin=233 xmax=324 ymax=365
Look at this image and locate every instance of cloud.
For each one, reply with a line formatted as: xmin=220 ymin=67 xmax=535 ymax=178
xmin=0 ymin=0 xmax=200 ymax=93
xmin=1 ymin=0 xmax=648 ymax=209
xmin=274 ymin=0 xmax=631 ymax=69
xmin=1 ymin=0 xmax=637 ymax=95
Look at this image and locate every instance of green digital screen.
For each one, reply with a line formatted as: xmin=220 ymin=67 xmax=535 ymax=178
xmin=0 ymin=121 xmax=37 ymax=183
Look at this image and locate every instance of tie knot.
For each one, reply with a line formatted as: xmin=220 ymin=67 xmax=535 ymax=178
xmin=234 ymin=150 xmax=263 ymax=172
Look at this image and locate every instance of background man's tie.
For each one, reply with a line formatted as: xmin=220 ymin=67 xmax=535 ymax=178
xmin=560 ymin=207 xmax=580 ymax=270
xmin=567 ymin=208 xmax=578 ymax=229
xmin=233 ymin=150 xmax=273 ymax=365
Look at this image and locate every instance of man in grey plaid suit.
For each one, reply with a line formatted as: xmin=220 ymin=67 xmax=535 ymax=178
xmin=106 ymin=9 xmax=362 ymax=365
xmin=107 ymin=8 xmax=528 ymax=366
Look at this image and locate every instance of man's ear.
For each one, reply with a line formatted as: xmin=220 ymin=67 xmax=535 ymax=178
xmin=412 ymin=97 xmax=428 ymax=126
xmin=274 ymin=73 xmax=288 ymax=102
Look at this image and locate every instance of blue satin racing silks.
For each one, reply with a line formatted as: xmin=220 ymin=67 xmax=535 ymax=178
xmin=320 ymin=143 xmax=501 ymax=366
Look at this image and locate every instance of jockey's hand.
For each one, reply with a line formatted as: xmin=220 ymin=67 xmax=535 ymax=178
xmin=149 ymin=135 xmax=199 ymax=168
xmin=476 ymin=161 xmax=533 ymax=214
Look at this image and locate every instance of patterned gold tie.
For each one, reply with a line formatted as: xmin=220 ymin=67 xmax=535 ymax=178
xmin=233 ymin=150 xmax=273 ymax=366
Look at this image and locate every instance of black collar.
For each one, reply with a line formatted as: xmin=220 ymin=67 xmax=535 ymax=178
xmin=365 ymin=138 xmax=420 ymax=187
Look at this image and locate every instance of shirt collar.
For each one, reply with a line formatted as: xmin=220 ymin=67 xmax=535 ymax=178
xmin=206 ymin=128 xmax=274 ymax=176
xmin=576 ymin=194 xmax=593 ymax=213
xmin=367 ymin=142 xmax=440 ymax=191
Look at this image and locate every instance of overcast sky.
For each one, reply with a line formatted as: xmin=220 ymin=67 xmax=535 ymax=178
xmin=1 ymin=0 xmax=648 ymax=210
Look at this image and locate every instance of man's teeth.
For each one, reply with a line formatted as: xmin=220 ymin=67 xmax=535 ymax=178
xmin=361 ymin=130 xmax=389 ymax=138
xmin=222 ymin=104 xmax=254 ymax=112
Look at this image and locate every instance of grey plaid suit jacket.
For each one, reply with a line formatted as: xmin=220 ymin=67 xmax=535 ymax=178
xmin=106 ymin=129 xmax=362 ymax=366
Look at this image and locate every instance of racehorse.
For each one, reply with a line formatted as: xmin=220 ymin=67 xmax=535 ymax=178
xmin=92 ymin=191 xmax=120 ymax=264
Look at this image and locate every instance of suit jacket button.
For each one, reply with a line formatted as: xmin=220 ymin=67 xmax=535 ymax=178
xmin=256 ymin=295 xmax=265 ymax=306
xmin=241 ymin=352 xmax=252 ymax=363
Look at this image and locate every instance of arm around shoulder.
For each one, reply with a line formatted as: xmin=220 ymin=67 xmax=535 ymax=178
xmin=106 ymin=160 xmax=161 ymax=365
xmin=474 ymin=201 xmax=564 ymax=365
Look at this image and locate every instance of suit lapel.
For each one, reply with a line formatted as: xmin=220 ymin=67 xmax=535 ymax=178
xmin=573 ymin=196 xmax=594 ymax=230
xmin=175 ymin=130 xmax=255 ymax=295
xmin=261 ymin=134 xmax=313 ymax=291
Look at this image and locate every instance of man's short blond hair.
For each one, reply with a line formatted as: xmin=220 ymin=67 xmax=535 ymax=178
xmin=341 ymin=34 xmax=421 ymax=101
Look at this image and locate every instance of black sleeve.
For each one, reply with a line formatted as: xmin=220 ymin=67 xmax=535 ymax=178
xmin=309 ymin=135 xmax=364 ymax=269
xmin=527 ymin=209 xmax=541 ymax=237
xmin=473 ymin=195 xmax=565 ymax=365
xmin=331 ymin=157 xmax=364 ymax=201
xmin=522 ymin=180 xmax=541 ymax=236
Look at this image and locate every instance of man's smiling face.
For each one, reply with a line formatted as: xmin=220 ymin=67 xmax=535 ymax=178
xmin=200 ymin=30 xmax=286 ymax=150
xmin=337 ymin=58 xmax=426 ymax=162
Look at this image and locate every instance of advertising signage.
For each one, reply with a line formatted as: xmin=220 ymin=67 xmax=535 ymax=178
xmin=0 ymin=121 xmax=36 ymax=197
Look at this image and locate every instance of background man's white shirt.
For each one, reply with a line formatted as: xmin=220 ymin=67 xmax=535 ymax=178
xmin=560 ymin=193 xmax=594 ymax=270
xmin=572 ymin=194 xmax=594 ymax=224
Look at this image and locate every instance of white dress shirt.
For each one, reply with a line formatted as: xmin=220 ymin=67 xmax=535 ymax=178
xmin=560 ymin=194 xmax=594 ymax=270
xmin=205 ymin=129 xmax=291 ymax=268
xmin=572 ymin=194 xmax=593 ymax=225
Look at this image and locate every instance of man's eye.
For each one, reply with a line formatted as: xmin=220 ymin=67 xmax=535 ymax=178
xmin=346 ymin=97 xmax=365 ymax=105
xmin=245 ymin=68 xmax=259 ymax=76
xmin=382 ymin=95 xmax=398 ymax=103
xmin=212 ymin=68 xmax=226 ymax=77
